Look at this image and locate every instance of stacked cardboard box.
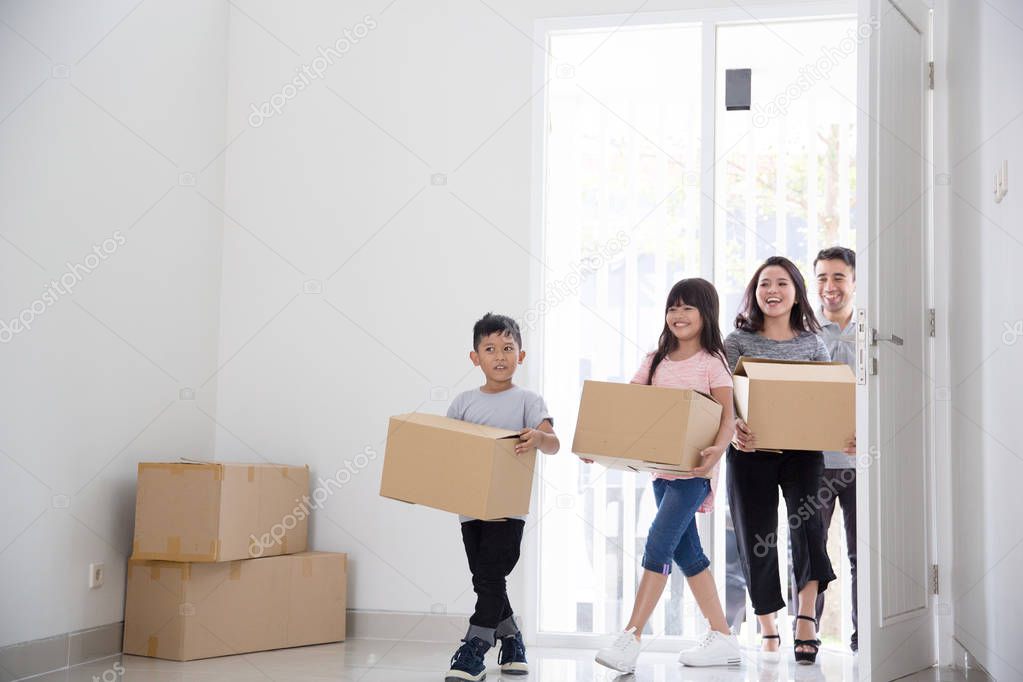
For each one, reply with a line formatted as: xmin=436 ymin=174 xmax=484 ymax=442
xmin=123 ymin=461 xmax=347 ymax=661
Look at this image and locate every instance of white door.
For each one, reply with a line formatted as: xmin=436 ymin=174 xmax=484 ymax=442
xmin=858 ymin=0 xmax=935 ymax=679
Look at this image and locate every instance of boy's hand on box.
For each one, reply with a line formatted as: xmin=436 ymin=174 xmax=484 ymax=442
xmin=516 ymin=428 xmax=542 ymax=454
xmin=843 ymin=435 xmax=856 ymax=456
xmin=732 ymin=418 xmax=756 ymax=452
xmin=691 ymin=445 xmax=725 ymax=476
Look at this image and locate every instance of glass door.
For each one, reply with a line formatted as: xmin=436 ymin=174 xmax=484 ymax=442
xmin=534 ymin=8 xmax=859 ymax=652
xmin=536 ymin=23 xmax=705 ymax=641
xmin=715 ymin=17 xmax=858 ymax=650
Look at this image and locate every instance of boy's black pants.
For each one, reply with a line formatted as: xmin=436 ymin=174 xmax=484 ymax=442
xmin=461 ymin=518 xmax=525 ymax=645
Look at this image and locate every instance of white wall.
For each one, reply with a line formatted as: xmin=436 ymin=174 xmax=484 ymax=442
xmin=0 ymin=0 xmax=228 ymax=647
xmin=943 ymin=0 xmax=1023 ymax=678
xmin=214 ymin=0 xmax=808 ymax=623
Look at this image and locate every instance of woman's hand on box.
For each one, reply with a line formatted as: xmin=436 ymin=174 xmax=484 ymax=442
xmin=579 ymin=457 xmax=594 ymax=464
xmin=843 ymin=435 xmax=856 ymax=456
xmin=732 ymin=418 xmax=756 ymax=452
xmin=691 ymin=445 xmax=725 ymax=476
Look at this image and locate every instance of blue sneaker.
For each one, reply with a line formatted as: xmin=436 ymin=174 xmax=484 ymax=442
xmin=498 ymin=631 xmax=528 ymax=675
xmin=445 ymin=637 xmax=490 ymax=681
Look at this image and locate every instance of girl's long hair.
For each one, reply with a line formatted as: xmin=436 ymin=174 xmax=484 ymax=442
xmin=734 ymin=256 xmax=821 ymax=334
xmin=646 ymin=278 xmax=728 ymax=384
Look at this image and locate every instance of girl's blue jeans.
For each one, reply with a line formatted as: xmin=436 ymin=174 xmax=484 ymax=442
xmin=641 ymin=477 xmax=712 ymax=577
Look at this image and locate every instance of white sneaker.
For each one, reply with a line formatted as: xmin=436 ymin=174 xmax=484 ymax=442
xmin=677 ymin=630 xmax=742 ymax=667
xmin=595 ymin=627 xmax=641 ymax=673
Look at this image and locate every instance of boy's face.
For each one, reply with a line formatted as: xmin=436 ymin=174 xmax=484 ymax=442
xmin=815 ymin=259 xmax=856 ymax=314
xmin=470 ymin=331 xmax=525 ymax=382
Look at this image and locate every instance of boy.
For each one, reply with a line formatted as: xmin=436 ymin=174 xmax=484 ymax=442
xmin=445 ymin=313 xmax=560 ymax=681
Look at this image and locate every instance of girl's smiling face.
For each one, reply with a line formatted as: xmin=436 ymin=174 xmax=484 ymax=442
xmin=756 ymin=265 xmax=796 ymax=319
xmin=665 ymin=300 xmax=703 ymax=342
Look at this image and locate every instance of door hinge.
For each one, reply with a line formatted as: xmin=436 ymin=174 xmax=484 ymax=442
xmin=871 ymin=357 xmax=878 ymax=375
xmin=928 ymin=61 xmax=934 ymax=90
xmin=930 ymin=564 xmax=939 ymax=595
xmin=928 ymin=308 xmax=936 ymax=337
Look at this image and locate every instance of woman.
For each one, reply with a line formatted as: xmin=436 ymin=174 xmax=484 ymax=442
xmin=724 ymin=256 xmax=836 ymax=666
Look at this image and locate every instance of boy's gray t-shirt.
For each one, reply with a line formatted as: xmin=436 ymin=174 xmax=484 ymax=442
xmin=446 ymin=385 xmax=552 ymax=523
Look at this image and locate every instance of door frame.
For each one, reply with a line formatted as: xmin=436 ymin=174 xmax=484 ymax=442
xmin=924 ymin=0 xmax=955 ymax=670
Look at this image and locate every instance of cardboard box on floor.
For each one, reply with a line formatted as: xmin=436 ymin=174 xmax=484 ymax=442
xmin=732 ymin=357 xmax=856 ymax=451
xmin=132 ymin=461 xmax=309 ymax=562
xmin=379 ymin=413 xmax=536 ymax=519
xmin=122 ymin=551 xmax=346 ymax=661
xmin=571 ymin=380 xmax=723 ymax=477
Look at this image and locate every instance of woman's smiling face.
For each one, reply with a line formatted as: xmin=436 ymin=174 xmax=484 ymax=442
xmin=756 ymin=265 xmax=796 ymax=318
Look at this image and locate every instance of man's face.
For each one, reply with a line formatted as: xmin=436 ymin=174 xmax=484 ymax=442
xmin=815 ymin=258 xmax=856 ymax=315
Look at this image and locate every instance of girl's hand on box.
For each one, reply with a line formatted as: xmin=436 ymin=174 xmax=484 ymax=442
xmin=691 ymin=445 xmax=725 ymax=476
xmin=843 ymin=435 xmax=856 ymax=456
xmin=516 ymin=428 xmax=542 ymax=454
xmin=732 ymin=418 xmax=756 ymax=452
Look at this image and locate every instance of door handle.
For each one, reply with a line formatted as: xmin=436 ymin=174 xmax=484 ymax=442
xmin=872 ymin=329 xmax=904 ymax=346
xmin=856 ymin=309 xmax=868 ymax=384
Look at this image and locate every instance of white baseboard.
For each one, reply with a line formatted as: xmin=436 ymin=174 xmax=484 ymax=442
xmin=0 ymin=622 xmax=123 ymax=681
xmin=345 ymin=609 xmax=471 ymax=643
xmin=952 ymin=637 xmax=993 ymax=680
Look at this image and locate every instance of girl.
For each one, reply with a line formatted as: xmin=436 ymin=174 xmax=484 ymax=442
xmin=724 ymin=256 xmax=837 ymax=666
xmin=593 ymin=278 xmax=741 ymax=673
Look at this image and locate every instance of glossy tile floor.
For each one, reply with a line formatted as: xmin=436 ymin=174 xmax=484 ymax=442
xmin=27 ymin=639 xmax=977 ymax=682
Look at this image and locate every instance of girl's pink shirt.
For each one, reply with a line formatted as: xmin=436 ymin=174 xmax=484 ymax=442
xmin=631 ymin=350 xmax=733 ymax=513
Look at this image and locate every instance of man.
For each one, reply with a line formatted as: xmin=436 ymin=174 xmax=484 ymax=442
xmin=812 ymin=245 xmax=858 ymax=652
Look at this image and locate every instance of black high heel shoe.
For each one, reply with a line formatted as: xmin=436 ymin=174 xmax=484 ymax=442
xmin=760 ymin=633 xmax=780 ymax=662
xmin=793 ymin=615 xmax=821 ymax=665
